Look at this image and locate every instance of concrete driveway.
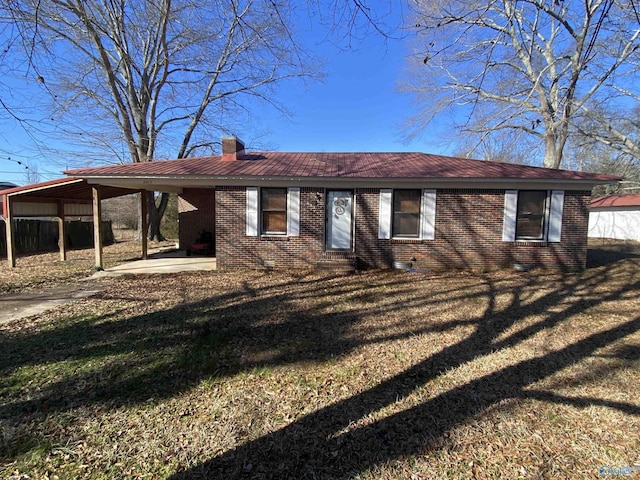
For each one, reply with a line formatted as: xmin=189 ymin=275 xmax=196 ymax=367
xmin=1 ymin=250 xmax=216 ymax=325
xmin=0 ymin=283 xmax=103 ymax=325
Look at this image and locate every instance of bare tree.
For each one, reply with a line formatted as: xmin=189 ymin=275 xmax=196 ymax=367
xmin=6 ymin=0 xmax=316 ymax=239
xmin=309 ymin=0 xmax=407 ymax=43
xmin=23 ymin=159 xmax=41 ymax=184
xmin=571 ymin=111 xmax=640 ymax=194
xmin=404 ymin=0 xmax=640 ymax=169
xmin=576 ymin=98 xmax=640 ymax=160
xmin=591 ymin=152 xmax=640 ymax=195
xmin=453 ymin=127 xmax=537 ymax=165
xmin=103 ymin=194 xmax=139 ymax=230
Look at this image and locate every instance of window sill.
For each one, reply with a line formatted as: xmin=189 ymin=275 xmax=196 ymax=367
xmin=391 ymin=237 xmax=424 ymax=244
xmin=514 ymin=240 xmax=548 ymax=246
xmin=260 ymin=235 xmax=289 ymax=241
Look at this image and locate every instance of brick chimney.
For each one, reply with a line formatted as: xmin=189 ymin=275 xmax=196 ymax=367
xmin=222 ymin=135 xmax=245 ymax=161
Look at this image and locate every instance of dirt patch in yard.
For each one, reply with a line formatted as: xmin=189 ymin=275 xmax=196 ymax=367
xmin=0 ymin=243 xmax=638 ymax=479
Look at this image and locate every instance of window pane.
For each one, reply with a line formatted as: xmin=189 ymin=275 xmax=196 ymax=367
xmin=394 ymin=213 xmax=419 ymax=236
xmin=516 ymin=216 xmax=544 ymax=238
xmin=393 ymin=190 xmax=421 ymax=237
xmin=394 ymin=190 xmax=421 ymax=213
xmin=263 ymin=211 xmax=286 ymax=233
xmin=518 ymin=191 xmax=546 ymax=215
xmin=261 ymin=188 xmax=287 ymax=234
xmin=516 ymin=191 xmax=546 ymax=239
xmin=262 ymin=188 xmax=287 ymax=210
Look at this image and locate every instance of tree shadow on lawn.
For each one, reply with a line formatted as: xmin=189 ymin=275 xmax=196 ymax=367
xmin=1 ymin=258 xmax=639 ymax=475
xmin=1 ymin=273 xmax=463 ymax=415
xmin=167 ymin=265 xmax=640 ymax=479
xmin=587 ymin=242 xmax=640 ymax=268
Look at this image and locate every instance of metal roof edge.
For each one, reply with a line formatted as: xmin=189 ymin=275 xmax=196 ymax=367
xmin=75 ymin=174 xmax=610 ymax=190
xmin=591 ymin=193 xmax=640 ymax=208
xmin=1 ymin=178 xmax=85 ymax=197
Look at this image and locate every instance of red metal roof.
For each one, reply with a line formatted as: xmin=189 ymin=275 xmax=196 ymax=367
xmin=0 ymin=177 xmax=139 ymax=203
xmin=64 ymin=152 xmax=619 ymax=182
xmin=591 ymin=193 xmax=640 ymax=208
xmin=0 ymin=177 xmax=82 ymax=196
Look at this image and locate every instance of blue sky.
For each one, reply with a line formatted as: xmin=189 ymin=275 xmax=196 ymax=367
xmin=0 ymin=4 xmax=448 ymax=186
xmin=253 ymin=34 xmax=423 ymax=153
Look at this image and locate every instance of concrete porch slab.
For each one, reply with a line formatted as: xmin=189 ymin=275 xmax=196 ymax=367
xmin=90 ymin=250 xmax=216 ymax=278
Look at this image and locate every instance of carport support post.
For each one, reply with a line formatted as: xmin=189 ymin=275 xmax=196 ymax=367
xmin=4 ymin=195 xmax=16 ymax=268
xmin=92 ymin=185 xmax=103 ymax=269
xmin=57 ymin=200 xmax=67 ymax=261
xmin=140 ymin=190 xmax=148 ymax=260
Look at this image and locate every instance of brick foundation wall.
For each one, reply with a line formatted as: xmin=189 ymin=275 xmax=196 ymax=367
xmin=178 ymin=188 xmax=216 ymax=251
xmin=214 ymin=186 xmax=591 ymax=271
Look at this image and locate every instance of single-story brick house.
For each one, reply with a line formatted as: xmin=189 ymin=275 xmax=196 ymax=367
xmin=588 ymin=193 xmax=640 ymax=242
xmin=65 ymin=136 xmax=618 ymax=271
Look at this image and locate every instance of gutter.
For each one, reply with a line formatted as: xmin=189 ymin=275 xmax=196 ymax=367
xmin=67 ymin=175 xmax=619 ymax=194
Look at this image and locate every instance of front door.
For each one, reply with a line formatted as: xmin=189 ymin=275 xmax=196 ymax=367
xmin=326 ymin=190 xmax=353 ymax=250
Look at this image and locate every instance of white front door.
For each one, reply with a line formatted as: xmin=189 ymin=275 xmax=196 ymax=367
xmin=326 ymin=190 xmax=353 ymax=250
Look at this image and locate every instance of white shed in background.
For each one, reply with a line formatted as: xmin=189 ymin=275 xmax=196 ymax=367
xmin=589 ymin=194 xmax=640 ymax=242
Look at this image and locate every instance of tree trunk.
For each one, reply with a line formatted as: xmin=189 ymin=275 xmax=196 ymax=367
xmin=146 ymin=191 xmax=170 ymax=241
xmin=543 ymin=134 xmax=562 ymax=170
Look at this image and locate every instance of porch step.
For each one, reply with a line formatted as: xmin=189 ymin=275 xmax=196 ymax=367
xmin=316 ymin=260 xmax=357 ymax=273
xmin=316 ymin=254 xmax=357 ymax=273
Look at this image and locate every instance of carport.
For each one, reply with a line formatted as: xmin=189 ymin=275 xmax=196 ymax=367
xmin=1 ymin=178 xmax=146 ymax=268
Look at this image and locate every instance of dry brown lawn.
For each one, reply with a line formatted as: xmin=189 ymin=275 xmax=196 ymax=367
xmin=0 ymin=241 xmax=175 ymax=295
xmin=1 ymin=241 xmax=639 ymax=479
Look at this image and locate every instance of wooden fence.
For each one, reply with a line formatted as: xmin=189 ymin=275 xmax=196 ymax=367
xmin=0 ymin=219 xmax=114 ymax=257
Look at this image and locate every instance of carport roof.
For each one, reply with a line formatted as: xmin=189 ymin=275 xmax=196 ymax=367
xmin=2 ymin=177 xmax=148 ymax=269
xmin=0 ymin=177 xmax=138 ymax=201
xmin=1 ymin=177 xmax=140 ymax=218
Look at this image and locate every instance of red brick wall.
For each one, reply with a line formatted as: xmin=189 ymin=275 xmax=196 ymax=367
xmin=216 ymin=186 xmax=325 ymax=269
xmin=214 ymin=186 xmax=591 ymax=271
xmin=357 ymin=188 xmax=512 ymax=269
xmin=178 ymin=188 xmax=216 ymax=251
xmin=356 ymin=188 xmax=590 ymax=271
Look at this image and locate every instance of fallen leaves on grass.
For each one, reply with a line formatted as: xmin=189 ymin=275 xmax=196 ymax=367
xmin=0 ymin=245 xmax=639 ymax=479
xmin=0 ymin=240 xmax=175 ymax=295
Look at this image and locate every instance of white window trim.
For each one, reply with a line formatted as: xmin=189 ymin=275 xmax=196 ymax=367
xmin=502 ymin=189 xmax=564 ymax=243
xmin=379 ymin=188 xmax=436 ymax=240
xmin=246 ymin=187 xmax=300 ymax=237
xmin=421 ymin=189 xmax=436 ymax=240
xmin=287 ymin=187 xmax=300 ymax=237
xmin=378 ymin=189 xmax=392 ymax=239
xmin=246 ymin=187 xmax=258 ymax=237
xmin=502 ymin=190 xmax=518 ymax=242
xmin=548 ymin=190 xmax=564 ymax=242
